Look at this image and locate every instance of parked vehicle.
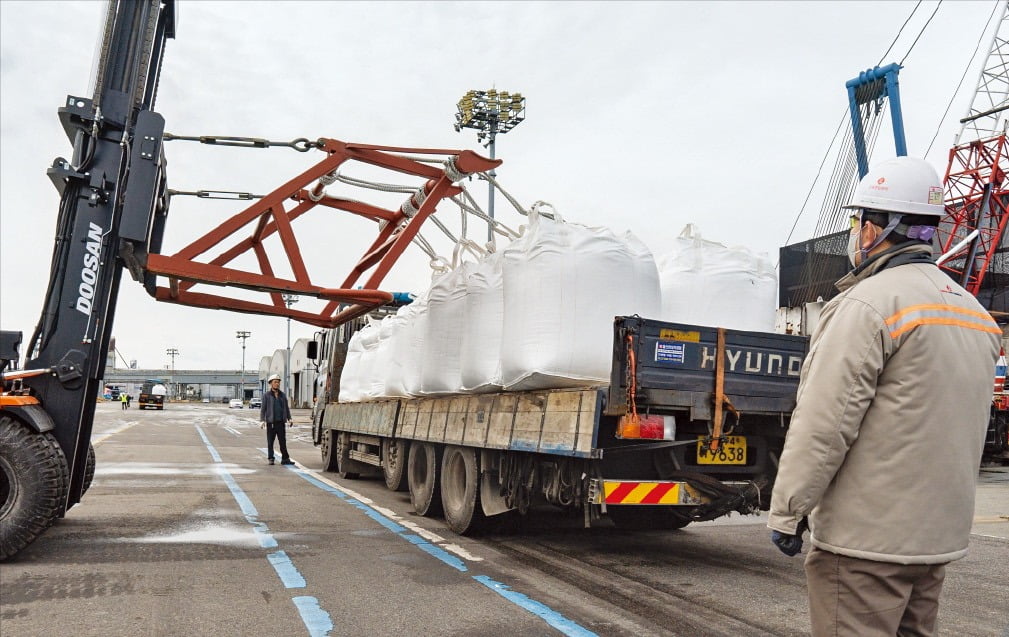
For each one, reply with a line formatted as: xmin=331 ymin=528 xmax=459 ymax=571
xmin=138 ymin=380 xmax=167 ymax=410
xmin=228 ymin=399 xmax=244 ymax=409
xmin=248 ymin=397 xmax=262 ymax=409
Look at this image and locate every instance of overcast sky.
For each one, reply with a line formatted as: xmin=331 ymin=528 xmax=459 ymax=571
xmin=0 ymin=1 xmax=1002 ymax=371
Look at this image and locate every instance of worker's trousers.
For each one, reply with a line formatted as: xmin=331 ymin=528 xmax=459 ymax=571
xmin=265 ymin=422 xmax=289 ymax=461
xmin=805 ymin=546 xmax=946 ymax=637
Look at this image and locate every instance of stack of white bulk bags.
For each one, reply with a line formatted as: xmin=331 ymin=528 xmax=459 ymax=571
xmin=656 ymin=224 xmax=777 ymax=332
xmin=339 ymin=327 xmax=367 ymax=402
xmin=421 ymin=263 xmax=474 ymax=394
xmin=500 ymin=211 xmax=661 ymax=391
xmin=460 ymin=251 xmax=505 ymax=392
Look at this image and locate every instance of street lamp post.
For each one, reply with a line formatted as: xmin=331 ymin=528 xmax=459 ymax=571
xmin=236 ymin=330 xmax=251 ymax=401
xmin=282 ymin=294 xmax=299 ymax=401
xmin=455 ymin=89 xmax=526 ymax=241
xmin=166 ymin=348 xmax=179 ymax=399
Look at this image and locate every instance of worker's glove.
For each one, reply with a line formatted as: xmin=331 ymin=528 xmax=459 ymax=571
xmin=260 ymin=422 xmax=266 ymax=429
xmin=287 ymin=419 xmax=293 ymax=428
xmin=771 ymin=517 xmax=809 ymax=557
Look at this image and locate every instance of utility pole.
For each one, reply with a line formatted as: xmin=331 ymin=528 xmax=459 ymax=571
xmin=165 ymin=348 xmax=179 ymax=399
xmin=236 ymin=330 xmax=251 ymax=401
xmin=455 ymin=89 xmax=526 ymax=242
xmin=282 ymin=294 xmax=298 ymax=401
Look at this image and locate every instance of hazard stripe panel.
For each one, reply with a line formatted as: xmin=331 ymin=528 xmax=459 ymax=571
xmin=604 ymin=481 xmax=680 ymax=505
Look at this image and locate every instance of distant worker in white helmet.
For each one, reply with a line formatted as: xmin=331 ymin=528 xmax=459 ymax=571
xmin=767 ymin=156 xmax=1001 ymax=636
xmin=260 ymin=373 xmax=294 ymax=466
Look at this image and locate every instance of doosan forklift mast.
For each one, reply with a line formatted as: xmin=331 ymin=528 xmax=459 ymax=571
xmin=0 ymin=0 xmax=500 ymax=560
xmin=0 ymin=0 xmax=176 ymax=561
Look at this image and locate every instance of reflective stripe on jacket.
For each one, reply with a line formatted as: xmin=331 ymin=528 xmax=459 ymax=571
xmin=768 ymin=243 xmax=1000 ymax=564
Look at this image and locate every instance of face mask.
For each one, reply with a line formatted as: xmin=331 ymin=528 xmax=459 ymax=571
xmin=847 ymin=229 xmax=860 ymax=267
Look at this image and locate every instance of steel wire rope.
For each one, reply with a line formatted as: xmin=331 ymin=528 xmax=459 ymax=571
xmin=780 ymin=89 xmax=888 ymax=268
xmin=899 ymin=1 xmax=944 ymax=66
xmin=923 ymin=1 xmax=1002 ymax=157
xmin=780 ymin=1 xmax=934 ymax=270
xmin=877 ymin=1 xmax=923 ymax=66
xmin=802 ymin=99 xmax=887 ymax=293
xmin=780 ymin=109 xmax=848 ymax=251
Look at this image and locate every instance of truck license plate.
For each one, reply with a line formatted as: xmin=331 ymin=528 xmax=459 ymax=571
xmin=696 ymin=436 xmax=746 ymax=465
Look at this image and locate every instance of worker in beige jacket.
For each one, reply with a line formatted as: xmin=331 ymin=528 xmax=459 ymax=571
xmin=768 ymin=156 xmax=1001 ymax=636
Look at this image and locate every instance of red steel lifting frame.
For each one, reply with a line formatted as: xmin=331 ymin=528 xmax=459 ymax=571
xmin=938 ymin=134 xmax=1009 ymax=295
xmin=145 ymin=138 xmax=501 ymax=328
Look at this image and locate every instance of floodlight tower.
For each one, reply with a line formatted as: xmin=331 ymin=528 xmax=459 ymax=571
xmin=166 ymin=347 xmax=179 ymax=398
xmin=282 ymin=294 xmax=298 ymax=398
xmin=455 ymin=89 xmax=526 ymax=241
xmin=236 ymin=330 xmax=251 ymax=400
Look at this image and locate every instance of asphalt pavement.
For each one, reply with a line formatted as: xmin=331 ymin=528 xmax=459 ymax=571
xmin=1 ymin=402 xmax=1006 ymax=637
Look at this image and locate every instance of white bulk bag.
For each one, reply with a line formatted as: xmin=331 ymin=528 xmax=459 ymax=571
xmin=400 ymin=295 xmax=430 ymax=396
xmin=460 ymin=251 xmax=505 ymax=392
xmin=339 ymin=329 xmax=366 ymax=402
xmin=353 ymin=323 xmax=382 ymax=401
xmin=421 ymin=263 xmax=474 ymax=394
xmin=382 ymin=304 xmax=417 ymax=398
xmin=500 ymin=210 xmax=661 ymax=391
xmin=366 ymin=314 xmax=402 ymax=399
xmin=657 ymin=224 xmax=777 ymax=332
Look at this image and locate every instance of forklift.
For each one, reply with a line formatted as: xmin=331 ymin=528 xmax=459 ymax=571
xmin=0 ymin=0 xmax=177 ymax=560
xmin=0 ymin=0 xmax=499 ymax=560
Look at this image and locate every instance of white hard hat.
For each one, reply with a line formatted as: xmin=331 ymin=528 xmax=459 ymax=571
xmin=843 ymin=156 xmax=945 ymax=216
xmin=267 ymin=374 xmax=281 ymax=382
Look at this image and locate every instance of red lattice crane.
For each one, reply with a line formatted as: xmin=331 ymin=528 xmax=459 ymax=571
xmin=937 ymin=3 xmax=1009 ymax=299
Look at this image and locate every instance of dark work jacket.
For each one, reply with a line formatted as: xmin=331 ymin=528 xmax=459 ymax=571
xmin=260 ymin=389 xmax=292 ymax=424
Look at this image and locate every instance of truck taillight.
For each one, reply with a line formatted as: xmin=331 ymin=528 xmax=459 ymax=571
xmin=617 ymin=415 xmax=675 ymax=440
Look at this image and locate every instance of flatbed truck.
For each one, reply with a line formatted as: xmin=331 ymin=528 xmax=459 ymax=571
xmin=310 ymin=316 xmax=808 ymax=534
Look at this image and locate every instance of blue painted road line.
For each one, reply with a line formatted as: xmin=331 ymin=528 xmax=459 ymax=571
xmin=473 ymin=576 xmax=599 ymax=637
xmin=280 ymin=454 xmax=595 ymax=636
xmin=293 ymin=596 xmax=336 ymax=637
xmin=268 ymin=550 xmax=307 ymax=588
xmin=196 ymin=426 xmax=332 ymax=636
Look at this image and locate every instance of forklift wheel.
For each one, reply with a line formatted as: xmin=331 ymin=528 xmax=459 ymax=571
xmin=0 ymin=415 xmax=69 ymax=560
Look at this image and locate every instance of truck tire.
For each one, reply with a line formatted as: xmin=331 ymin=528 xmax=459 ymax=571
xmin=440 ymin=446 xmax=486 ymax=535
xmin=321 ymin=430 xmax=338 ymax=472
xmin=335 ymin=432 xmax=360 ymax=480
xmin=408 ymin=442 xmax=442 ymax=517
xmin=312 ymin=409 xmax=324 ymax=446
xmin=0 ymin=415 xmax=69 ymax=560
xmin=608 ymin=506 xmax=691 ymax=531
xmin=382 ymin=438 xmax=409 ymax=492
